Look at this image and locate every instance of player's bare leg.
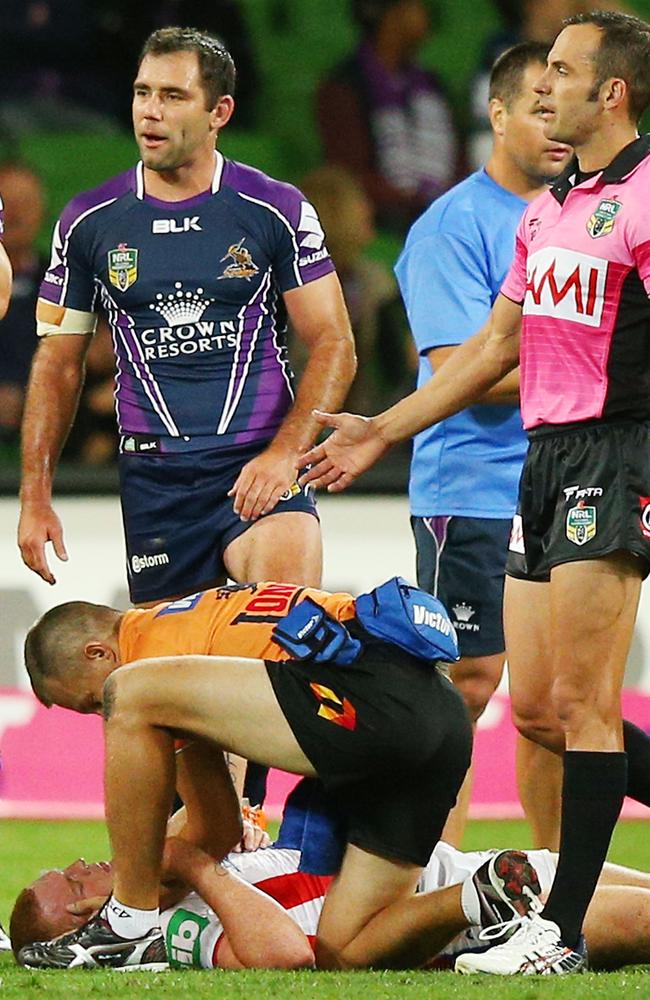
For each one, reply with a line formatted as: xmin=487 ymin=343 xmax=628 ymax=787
xmin=583 ymin=886 xmax=650 ymax=969
xmin=549 ymin=553 xmax=641 ymax=751
xmin=316 ymin=842 xmax=544 ymax=969
xmin=224 ymin=511 xmax=322 ymax=586
xmin=540 ymin=555 xmax=642 ymax=939
xmin=103 ymin=656 xmax=316 ymax=908
xmin=506 ymin=576 xmax=563 ymax=847
xmin=316 ymin=845 xmax=464 ymax=969
xmin=459 ymin=553 xmax=643 ymax=973
xmin=442 ymin=652 xmax=505 ymax=846
xmin=515 ymin=736 xmax=562 ymax=849
xmin=597 ymin=861 xmax=650 ymax=891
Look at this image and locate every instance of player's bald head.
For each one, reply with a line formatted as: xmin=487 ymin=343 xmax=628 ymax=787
xmin=24 ymin=602 xmax=120 ymax=708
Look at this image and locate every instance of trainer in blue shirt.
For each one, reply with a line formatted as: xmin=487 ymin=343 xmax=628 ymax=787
xmin=395 ymin=42 xmax=571 ymax=843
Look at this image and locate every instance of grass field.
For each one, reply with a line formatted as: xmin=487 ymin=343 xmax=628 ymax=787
xmin=1 ymin=819 xmax=650 ymax=997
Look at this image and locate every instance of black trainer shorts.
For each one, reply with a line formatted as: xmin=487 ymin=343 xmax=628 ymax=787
xmin=266 ymin=623 xmax=473 ymax=868
xmin=506 ymin=419 xmax=650 ymax=582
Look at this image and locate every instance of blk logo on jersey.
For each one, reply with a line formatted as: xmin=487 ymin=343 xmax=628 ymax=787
xmin=586 ymin=198 xmax=622 ymax=239
xmin=218 ymin=238 xmax=259 ymax=280
xmin=108 ymin=244 xmax=138 ymax=291
xmin=524 ymin=246 xmax=607 ymax=328
xmin=152 ymin=217 xmax=202 ymax=234
xmin=640 ymin=497 xmax=650 ymax=539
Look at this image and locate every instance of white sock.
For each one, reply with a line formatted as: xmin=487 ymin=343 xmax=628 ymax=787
xmin=102 ymin=896 xmax=159 ymax=939
xmin=460 ymin=876 xmax=481 ymax=926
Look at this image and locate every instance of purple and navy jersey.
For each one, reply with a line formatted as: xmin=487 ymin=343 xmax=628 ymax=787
xmin=37 ymin=152 xmax=335 ymax=451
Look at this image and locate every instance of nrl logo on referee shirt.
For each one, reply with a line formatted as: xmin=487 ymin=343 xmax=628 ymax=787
xmin=108 ymin=243 xmax=138 ymax=291
xmin=587 ymin=198 xmax=622 ymax=239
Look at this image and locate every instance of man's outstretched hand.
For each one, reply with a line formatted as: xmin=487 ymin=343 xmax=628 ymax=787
xmin=298 ymin=410 xmax=390 ymax=492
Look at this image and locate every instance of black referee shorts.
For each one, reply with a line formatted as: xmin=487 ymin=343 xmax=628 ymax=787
xmin=265 ymin=623 xmax=472 ymax=867
xmin=506 ymin=419 xmax=650 ymax=581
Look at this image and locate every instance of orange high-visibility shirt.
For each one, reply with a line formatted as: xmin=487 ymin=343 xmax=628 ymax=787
xmin=119 ymin=582 xmax=357 ymax=665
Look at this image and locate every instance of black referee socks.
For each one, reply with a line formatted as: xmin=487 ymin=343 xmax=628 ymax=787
xmin=541 ymin=750 xmax=627 ymax=949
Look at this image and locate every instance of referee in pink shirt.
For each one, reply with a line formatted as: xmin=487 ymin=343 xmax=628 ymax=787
xmin=301 ymin=10 xmax=650 ymax=975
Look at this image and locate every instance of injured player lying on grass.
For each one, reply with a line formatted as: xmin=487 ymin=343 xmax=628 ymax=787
xmin=10 ymin=778 xmax=650 ymax=972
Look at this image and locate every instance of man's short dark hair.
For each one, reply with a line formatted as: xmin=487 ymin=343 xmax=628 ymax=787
xmin=489 ymin=41 xmax=550 ymax=108
xmin=564 ymin=10 xmax=650 ymax=123
xmin=139 ymin=26 xmax=236 ymax=109
xmin=24 ymin=601 xmax=117 ymax=707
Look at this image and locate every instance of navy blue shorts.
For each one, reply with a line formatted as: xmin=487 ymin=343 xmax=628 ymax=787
xmin=411 ymin=515 xmax=511 ymax=658
xmin=119 ymin=442 xmax=318 ymax=604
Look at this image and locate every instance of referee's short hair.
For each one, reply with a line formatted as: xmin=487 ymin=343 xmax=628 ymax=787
xmin=489 ymin=42 xmax=550 ymax=109
xmin=139 ymin=27 xmax=236 ymax=109
xmin=564 ymin=10 xmax=650 ymax=124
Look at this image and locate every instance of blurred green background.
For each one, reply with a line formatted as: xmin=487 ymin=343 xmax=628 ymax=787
xmin=6 ymin=0 xmax=649 ymax=264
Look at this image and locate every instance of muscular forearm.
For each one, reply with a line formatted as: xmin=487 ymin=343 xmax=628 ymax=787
xmin=477 ymin=368 xmax=520 ymax=406
xmin=428 ymin=346 xmax=520 ymax=407
xmin=166 ymin=840 xmax=313 ymax=969
xmin=20 ymin=339 xmax=86 ymax=504
xmin=375 ymin=322 xmax=519 ymax=446
xmin=274 ymin=332 xmax=356 ymax=454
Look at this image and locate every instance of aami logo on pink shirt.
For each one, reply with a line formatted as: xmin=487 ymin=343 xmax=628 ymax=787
xmin=524 ymin=246 xmax=608 ymax=328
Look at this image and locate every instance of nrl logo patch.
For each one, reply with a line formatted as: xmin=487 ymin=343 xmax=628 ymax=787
xmin=566 ymin=503 xmax=597 ymax=546
xmin=108 ymin=243 xmax=138 ymax=291
xmin=586 ymin=198 xmax=621 ymax=239
xmin=218 ymin=237 xmax=259 ymax=281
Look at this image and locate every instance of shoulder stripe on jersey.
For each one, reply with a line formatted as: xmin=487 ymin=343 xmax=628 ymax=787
xmin=237 ymin=192 xmax=302 ymax=287
xmin=57 ymin=197 xmax=118 ymax=307
xmin=212 ymin=151 xmax=224 ymax=193
xmin=216 ymin=268 xmax=273 ymax=435
xmin=135 ymin=162 xmax=145 ymax=200
xmin=101 ymin=287 xmax=181 ymax=436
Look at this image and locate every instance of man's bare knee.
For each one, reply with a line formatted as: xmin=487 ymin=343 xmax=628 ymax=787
xmin=511 ymin=701 xmax=563 ymax=753
xmin=451 ymin=656 xmax=504 ymax=722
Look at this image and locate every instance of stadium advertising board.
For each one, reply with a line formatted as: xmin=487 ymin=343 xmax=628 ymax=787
xmin=1 ymin=496 xmax=649 ymax=818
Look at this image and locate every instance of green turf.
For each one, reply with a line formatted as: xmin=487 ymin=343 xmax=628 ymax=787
xmin=1 ymin=819 xmax=650 ymax=996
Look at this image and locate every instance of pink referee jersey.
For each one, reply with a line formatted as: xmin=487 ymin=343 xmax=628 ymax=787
xmin=501 ymin=135 xmax=650 ymax=430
